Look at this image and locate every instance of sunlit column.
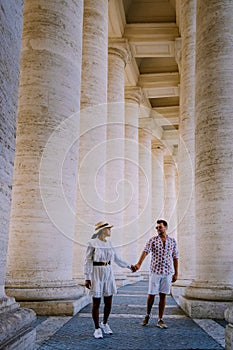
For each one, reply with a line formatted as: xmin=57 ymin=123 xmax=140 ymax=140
xmin=73 ymin=0 xmax=108 ymax=281
xmin=173 ymin=0 xmax=196 ymax=300
xmin=180 ymin=0 xmax=233 ymax=319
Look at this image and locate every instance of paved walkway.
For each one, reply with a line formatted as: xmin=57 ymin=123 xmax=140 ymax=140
xmin=34 ymin=280 xmax=226 ymax=350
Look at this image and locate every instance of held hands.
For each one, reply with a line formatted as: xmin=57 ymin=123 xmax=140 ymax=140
xmin=130 ymin=265 xmax=137 ymax=272
xmin=85 ymin=280 xmax=91 ymax=289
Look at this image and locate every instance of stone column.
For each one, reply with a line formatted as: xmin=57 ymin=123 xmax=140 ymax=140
xmin=123 ymin=87 xmax=141 ymax=268
xmin=106 ymin=39 xmax=130 ymax=237
xmin=137 ymin=127 xmax=152 ymax=273
xmin=180 ymin=0 xmax=233 ymax=319
xmin=151 ymin=140 xmax=165 ymax=222
xmin=164 ymin=156 xmax=178 ymax=239
xmin=225 ymin=307 xmax=233 ymax=350
xmin=106 ymin=39 xmax=130 ymax=282
xmin=73 ymin=0 xmax=108 ymax=282
xmin=6 ymin=0 xmax=85 ymax=316
xmin=0 ymin=1 xmax=36 ymax=348
xmin=173 ymin=0 xmax=196 ymax=301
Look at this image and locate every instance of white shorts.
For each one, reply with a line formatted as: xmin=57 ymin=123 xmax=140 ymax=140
xmin=148 ymin=273 xmax=173 ymax=295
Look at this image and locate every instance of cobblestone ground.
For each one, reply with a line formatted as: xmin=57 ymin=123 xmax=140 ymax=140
xmin=34 ymin=280 xmax=226 ymax=350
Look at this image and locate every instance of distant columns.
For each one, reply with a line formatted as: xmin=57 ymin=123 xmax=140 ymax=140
xmin=164 ymin=156 xmax=178 ymax=239
xmin=151 ymin=140 xmax=165 ymax=222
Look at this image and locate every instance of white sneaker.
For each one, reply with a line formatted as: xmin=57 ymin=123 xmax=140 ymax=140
xmin=100 ymin=322 xmax=113 ymax=334
xmin=93 ymin=328 xmax=103 ymax=338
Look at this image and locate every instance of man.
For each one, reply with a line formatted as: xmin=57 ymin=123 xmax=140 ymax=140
xmin=134 ymin=219 xmax=178 ymax=329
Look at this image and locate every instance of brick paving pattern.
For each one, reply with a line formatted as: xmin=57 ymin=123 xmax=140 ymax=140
xmin=35 ymin=280 xmax=225 ymax=350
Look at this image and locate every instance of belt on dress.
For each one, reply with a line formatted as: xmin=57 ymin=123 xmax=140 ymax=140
xmin=93 ymin=261 xmax=111 ymax=266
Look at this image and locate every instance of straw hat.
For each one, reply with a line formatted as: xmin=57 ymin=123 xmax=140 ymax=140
xmin=91 ymin=221 xmax=113 ymax=239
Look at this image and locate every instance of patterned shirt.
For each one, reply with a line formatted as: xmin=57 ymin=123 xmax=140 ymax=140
xmin=143 ymin=235 xmax=178 ymax=275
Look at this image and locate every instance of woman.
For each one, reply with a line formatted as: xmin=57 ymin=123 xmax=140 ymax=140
xmin=84 ymin=221 xmax=133 ymax=339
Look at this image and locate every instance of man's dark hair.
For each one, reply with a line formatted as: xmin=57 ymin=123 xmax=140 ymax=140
xmin=157 ymin=219 xmax=168 ymax=227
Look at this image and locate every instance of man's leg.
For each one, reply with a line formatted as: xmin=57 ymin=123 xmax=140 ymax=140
xmin=142 ymin=294 xmax=155 ymax=326
xmin=158 ymin=292 xmax=166 ymax=319
xmin=147 ymin=294 xmax=156 ymax=315
xmin=157 ymin=293 xmax=168 ymax=328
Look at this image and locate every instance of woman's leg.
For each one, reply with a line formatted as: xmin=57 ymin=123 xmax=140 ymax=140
xmin=92 ymin=297 xmax=101 ymax=329
xmin=103 ymin=295 xmax=112 ymax=324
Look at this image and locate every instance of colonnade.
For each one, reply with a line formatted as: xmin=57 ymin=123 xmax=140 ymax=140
xmin=0 ymin=0 xmax=233 ymax=348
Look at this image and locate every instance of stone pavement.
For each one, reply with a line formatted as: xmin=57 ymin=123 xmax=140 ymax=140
xmin=34 ymin=280 xmax=226 ymax=350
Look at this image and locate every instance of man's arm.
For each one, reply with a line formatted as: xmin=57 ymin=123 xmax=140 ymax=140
xmin=134 ymin=251 xmax=148 ymax=271
xmin=172 ymin=258 xmax=178 ymax=282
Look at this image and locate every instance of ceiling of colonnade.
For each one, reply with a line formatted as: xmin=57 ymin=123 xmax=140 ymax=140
xmin=109 ymin=0 xmax=180 ymax=156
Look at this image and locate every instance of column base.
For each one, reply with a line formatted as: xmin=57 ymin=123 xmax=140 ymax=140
xmin=6 ymin=279 xmax=85 ymax=300
xmin=115 ymin=273 xmax=130 ymax=287
xmin=179 ymin=295 xmax=232 ymax=319
xmin=171 ymin=279 xmax=193 ymax=304
xmin=0 ymin=306 xmax=36 ymax=350
xmin=225 ymin=306 xmax=233 ymax=350
xmin=225 ymin=324 xmax=233 ymax=350
xmin=125 ymin=272 xmax=144 ymax=283
xmin=19 ymin=294 xmax=91 ymax=316
xmin=5 ymin=280 xmax=92 ymax=315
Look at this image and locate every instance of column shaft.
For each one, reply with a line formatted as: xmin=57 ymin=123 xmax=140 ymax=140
xmin=174 ymin=0 xmax=196 ymax=297
xmin=181 ymin=0 xmax=233 ymax=319
xmin=123 ymin=88 xmax=141 ymax=264
xmin=0 ymin=1 xmax=36 ymax=347
xmin=137 ymin=128 xmax=152 ymax=272
xmin=6 ymin=0 xmax=84 ymax=310
xmin=73 ymin=0 xmax=108 ymax=280
xmin=164 ymin=156 xmax=178 ymax=239
xmin=106 ymin=39 xmax=130 ymax=240
xmin=151 ymin=140 xmax=165 ymax=222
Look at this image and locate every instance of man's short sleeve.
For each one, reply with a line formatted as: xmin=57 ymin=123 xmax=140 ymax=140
xmin=172 ymin=239 xmax=179 ymax=259
xmin=143 ymin=237 xmax=153 ymax=254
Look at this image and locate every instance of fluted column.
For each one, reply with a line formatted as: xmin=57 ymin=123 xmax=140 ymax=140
xmin=0 ymin=1 xmax=36 ymax=347
xmin=173 ymin=0 xmax=196 ymax=300
xmin=6 ymin=0 xmax=85 ymax=315
xmin=151 ymin=140 xmax=165 ymax=222
xmin=105 ymin=39 xmax=130 ymax=281
xmin=164 ymin=156 xmax=178 ymax=239
xmin=123 ymin=87 xmax=141 ymax=265
xmin=73 ymin=0 xmax=108 ymax=281
xmin=180 ymin=0 xmax=233 ymax=319
xmin=137 ymin=127 xmax=152 ymax=272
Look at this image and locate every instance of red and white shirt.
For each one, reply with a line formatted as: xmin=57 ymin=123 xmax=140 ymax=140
xmin=143 ymin=235 xmax=178 ymax=275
